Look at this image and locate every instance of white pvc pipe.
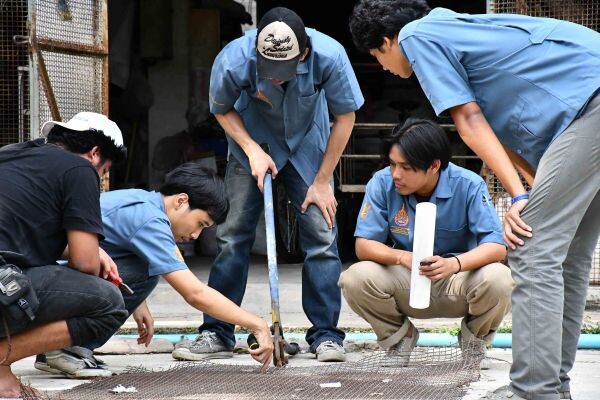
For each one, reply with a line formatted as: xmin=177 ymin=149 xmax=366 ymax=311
xmin=410 ymin=202 xmax=437 ymax=309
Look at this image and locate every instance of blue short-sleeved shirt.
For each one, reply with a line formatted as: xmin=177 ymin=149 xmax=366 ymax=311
xmin=209 ymin=28 xmax=364 ymax=186
xmin=355 ymin=163 xmax=504 ymax=255
xmin=399 ymin=8 xmax=600 ymax=168
xmin=100 ymin=189 xmax=187 ymax=277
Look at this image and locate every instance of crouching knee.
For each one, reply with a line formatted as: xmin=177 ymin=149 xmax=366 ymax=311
xmin=67 ymin=281 xmax=128 ymax=346
xmin=339 ymin=261 xmax=388 ymax=301
xmin=481 ymin=263 xmax=514 ymax=308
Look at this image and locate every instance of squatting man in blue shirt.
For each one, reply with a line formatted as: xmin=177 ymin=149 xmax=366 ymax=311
xmin=349 ymin=1 xmax=600 ymax=399
xmin=34 ymin=163 xmax=274 ymax=377
xmin=339 ymin=119 xmax=512 ymax=370
xmin=174 ymin=7 xmax=364 ymax=362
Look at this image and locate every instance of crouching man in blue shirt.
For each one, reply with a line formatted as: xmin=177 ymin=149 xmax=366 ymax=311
xmin=339 ymin=119 xmax=512 ymax=368
xmin=35 ymin=163 xmax=273 ymax=376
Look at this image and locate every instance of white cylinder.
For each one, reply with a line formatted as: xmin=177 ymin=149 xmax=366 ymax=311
xmin=409 ymin=202 xmax=437 ymax=309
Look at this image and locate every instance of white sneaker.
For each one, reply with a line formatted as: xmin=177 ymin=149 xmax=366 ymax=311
xmin=315 ymin=341 xmax=346 ymax=362
xmin=35 ymin=347 xmax=113 ymax=379
xmin=559 ymin=391 xmax=572 ymax=399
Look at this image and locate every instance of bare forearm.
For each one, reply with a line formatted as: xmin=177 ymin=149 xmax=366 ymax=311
xmin=191 ymin=285 xmax=264 ymax=331
xmin=453 ymin=242 xmax=507 ymax=272
xmin=215 ymin=111 xmax=259 ymax=156
xmin=355 ymin=238 xmax=411 ymax=268
xmin=315 ymin=112 xmax=355 ymax=183
xmin=450 ymin=103 xmax=527 ymax=197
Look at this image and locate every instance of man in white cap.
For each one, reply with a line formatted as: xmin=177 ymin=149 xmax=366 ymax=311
xmin=0 ymin=112 xmax=128 ymax=396
xmin=174 ymin=7 xmax=364 ymax=362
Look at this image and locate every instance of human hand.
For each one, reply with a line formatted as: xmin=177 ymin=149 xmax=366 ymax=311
xmin=248 ymin=321 xmax=274 ymax=372
xmin=301 ymin=180 xmax=337 ymax=229
xmin=99 ymin=247 xmax=118 ymax=279
xmin=419 ymin=255 xmax=459 ymax=281
xmin=133 ymin=301 xmax=154 ymax=347
xmin=248 ymin=145 xmax=278 ymax=192
xmin=503 ymin=199 xmax=532 ymax=250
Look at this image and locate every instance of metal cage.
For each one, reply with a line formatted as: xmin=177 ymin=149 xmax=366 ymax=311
xmin=0 ymin=0 xmax=108 ymax=146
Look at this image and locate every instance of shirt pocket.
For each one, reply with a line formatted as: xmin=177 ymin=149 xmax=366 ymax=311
xmin=434 ymin=224 xmax=468 ymax=255
xmin=296 ymin=91 xmax=320 ymax=127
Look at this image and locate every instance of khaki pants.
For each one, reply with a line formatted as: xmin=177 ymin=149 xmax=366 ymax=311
xmin=339 ymin=261 xmax=513 ymax=349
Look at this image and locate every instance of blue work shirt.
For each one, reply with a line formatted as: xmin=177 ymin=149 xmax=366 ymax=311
xmin=100 ymin=189 xmax=187 ymax=277
xmin=355 ymin=163 xmax=504 ymax=255
xmin=209 ymin=28 xmax=364 ymax=186
xmin=399 ymin=8 xmax=600 ymax=169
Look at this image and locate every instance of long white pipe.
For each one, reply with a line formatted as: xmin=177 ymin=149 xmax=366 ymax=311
xmin=410 ymin=202 xmax=436 ymax=309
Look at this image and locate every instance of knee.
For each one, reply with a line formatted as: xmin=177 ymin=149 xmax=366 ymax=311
xmin=479 ymin=263 xmax=514 ymax=304
xmin=339 ymin=261 xmax=386 ymax=300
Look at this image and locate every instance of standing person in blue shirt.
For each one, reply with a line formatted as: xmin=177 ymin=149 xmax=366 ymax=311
xmin=349 ymin=1 xmax=600 ymax=399
xmin=173 ymin=7 xmax=364 ymax=363
xmin=34 ymin=163 xmax=273 ymax=377
xmin=339 ymin=119 xmax=512 ymax=368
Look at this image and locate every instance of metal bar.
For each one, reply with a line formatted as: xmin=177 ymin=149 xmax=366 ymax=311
xmin=37 ymin=38 xmax=107 ymax=56
xmin=352 ymin=123 xmax=456 ymax=130
xmin=17 ymin=66 xmax=28 ymax=143
xmin=29 ymin=13 xmax=61 ymax=122
xmin=263 ymin=173 xmax=282 ymax=326
xmin=101 ymin=0 xmax=109 ymax=115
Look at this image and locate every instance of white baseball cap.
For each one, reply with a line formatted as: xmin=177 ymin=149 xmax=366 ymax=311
xmin=41 ymin=112 xmax=124 ymax=147
xmin=256 ymin=7 xmax=308 ymax=81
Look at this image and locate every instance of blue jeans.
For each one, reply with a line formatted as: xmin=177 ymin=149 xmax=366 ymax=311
xmin=200 ymin=156 xmax=345 ymax=352
xmin=83 ymin=256 xmax=160 ymax=350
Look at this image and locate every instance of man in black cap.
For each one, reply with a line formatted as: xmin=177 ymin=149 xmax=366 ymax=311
xmin=172 ymin=7 xmax=364 ymax=362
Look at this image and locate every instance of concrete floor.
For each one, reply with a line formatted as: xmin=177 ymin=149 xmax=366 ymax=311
xmin=10 ymin=256 xmax=600 ymax=399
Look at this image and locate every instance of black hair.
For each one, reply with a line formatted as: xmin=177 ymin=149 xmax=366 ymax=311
xmin=349 ymin=0 xmax=430 ymax=52
xmin=160 ymin=162 xmax=228 ymax=225
xmin=387 ymin=118 xmax=450 ymax=171
xmin=47 ymin=125 xmax=127 ymax=165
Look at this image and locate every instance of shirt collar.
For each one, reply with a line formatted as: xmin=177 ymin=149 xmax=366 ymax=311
xmin=430 ymin=166 xmax=453 ymax=200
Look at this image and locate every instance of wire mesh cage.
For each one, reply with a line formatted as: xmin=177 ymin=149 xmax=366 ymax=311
xmin=31 ymin=0 xmax=108 ymax=132
xmin=36 ymin=50 xmax=105 ymax=127
xmin=48 ymin=340 xmax=485 ymax=400
xmin=488 ymin=0 xmax=599 ymax=29
xmin=0 ymin=0 xmax=30 ymax=147
xmin=487 ymin=0 xmax=600 ymax=284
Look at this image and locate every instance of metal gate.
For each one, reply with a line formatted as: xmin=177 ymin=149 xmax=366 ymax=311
xmin=0 ymin=0 xmax=108 ymax=146
xmin=487 ymin=0 xmax=600 ymax=284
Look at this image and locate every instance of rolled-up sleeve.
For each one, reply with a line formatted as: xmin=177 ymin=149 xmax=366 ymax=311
xmin=400 ymin=36 xmax=475 ymax=116
xmin=466 ymin=181 xmax=505 ymax=246
xmin=321 ymin=50 xmax=364 ymax=115
xmin=209 ymin=51 xmax=245 ymax=115
xmin=354 ymin=175 xmax=389 ymax=243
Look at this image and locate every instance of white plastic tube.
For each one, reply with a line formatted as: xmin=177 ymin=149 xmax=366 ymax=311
xmin=410 ymin=202 xmax=437 ymax=309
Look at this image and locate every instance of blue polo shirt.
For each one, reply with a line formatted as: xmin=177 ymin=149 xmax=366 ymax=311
xmin=355 ymin=163 xmax=503 ymax=255
xmin=209 ymin=28 xmax=364 ymax=186
xmin=99 ymin=189 xmax=187 ymax=277
xmin=399 ymin=8 xmax=600 ymax=169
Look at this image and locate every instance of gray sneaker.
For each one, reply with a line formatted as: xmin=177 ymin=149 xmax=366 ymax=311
xmin=385 ymin=328 xmax=419 ymax=367
xmin=171 ymin=331 xmax=233 ymax=361
xmin=559 ymin=391 xmax=572 ymax=399
xmin=34 ymin=347 xmax=113 ymax=378
xmin=315 ymin=341 xmax=346 ymax=362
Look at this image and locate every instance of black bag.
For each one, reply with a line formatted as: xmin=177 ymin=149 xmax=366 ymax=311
xmin=0 ymin=252 xmax=38 ymax=322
